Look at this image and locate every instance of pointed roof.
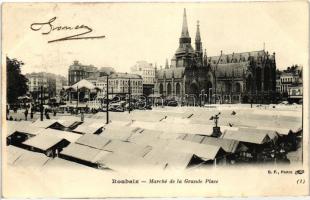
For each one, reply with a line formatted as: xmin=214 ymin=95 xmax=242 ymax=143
xmin=165 ymin=58 xmax=169 ymax=69
xmin=181 ymin=8 xmax=190 ymax=38
xmin=71 ymin=79 xmax=96 ymax=90
xmin=195 ymin=20 xmax=201 ymax=42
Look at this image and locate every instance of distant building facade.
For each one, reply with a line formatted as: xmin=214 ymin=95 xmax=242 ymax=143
xmin=68 ymin=61 xmax=99 ymax=85
xmin=109 ymin=73 xmax=143 ymax=97
xmin=276 ymin=78 xmax=281 ymax=93
xmin=85 ymin=72 xmax=143 ymax=98
xmin=26 ymin=72 xmax=67 ymax=99
xmin=276 ymin=65 xmax=303 ymax=102
xmin=131 ymin=61 xmax=155 ymax=96
xmin=279 ymin=72 xmax=300 ymax=94
xmin=154 ymin=9 xmax=277 ymax=104
xmin=26 ymin=73 xmax=48 ymax=95
xmin=68 ymin=61 xmax=117 ymax=86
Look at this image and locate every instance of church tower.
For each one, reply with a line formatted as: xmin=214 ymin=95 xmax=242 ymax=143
xmin=195 ymin=20 xmax=203 ymax=66
xmin=174 ymin=8 xmax=195 ymax=68
xmin=195 ymin=20 xmax=202 ymax=54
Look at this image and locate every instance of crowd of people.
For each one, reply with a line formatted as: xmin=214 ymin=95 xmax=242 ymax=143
xmin=6 ymin=103 xmax=58 ymax=121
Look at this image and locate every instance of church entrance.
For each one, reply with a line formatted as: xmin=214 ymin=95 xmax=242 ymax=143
xmin=188 ymin=83 xmax=199 ymax=106
xmin=189 ymin=83 xmax=199 ymax=96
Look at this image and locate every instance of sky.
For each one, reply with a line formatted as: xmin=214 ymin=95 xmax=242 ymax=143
xmin=3 ymin=2 xmax=308 ymax=78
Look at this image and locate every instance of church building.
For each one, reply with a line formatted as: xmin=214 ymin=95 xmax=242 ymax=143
xmin=154 ymin=9 xmax=277 ymax=104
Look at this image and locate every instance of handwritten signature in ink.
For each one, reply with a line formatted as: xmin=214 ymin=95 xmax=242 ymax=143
xmin=30 ymin=17 xmax=105 ymax=43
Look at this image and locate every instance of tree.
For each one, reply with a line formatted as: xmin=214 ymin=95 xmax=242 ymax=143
xmin=6 ymin=57 xmax=28 ymax=104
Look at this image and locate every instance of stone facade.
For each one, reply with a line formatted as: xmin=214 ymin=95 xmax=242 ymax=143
xmin=68 ymin=61 xmax=99 ymax=86
xmin=155 ymin=9 xmax=277 ymax=104
xmin=130 ymin=61 xmax=156 ymax=96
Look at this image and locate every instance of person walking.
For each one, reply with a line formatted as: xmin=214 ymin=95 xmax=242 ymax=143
xmin=24 ymin=108 xmax=28 ymax=121
xmin=30 ymin=106 xmax=34 ymax=119
xmin=45 ymin=108 xmax=50 ymax=119
xmin=6 ymin=105 xmax=9 ymax=119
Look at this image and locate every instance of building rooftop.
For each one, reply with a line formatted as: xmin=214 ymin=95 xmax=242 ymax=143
xmin=208 ymin=50 xmax=275 ymax=64
xmin=109 ymin=72 xmax=142 ymax=79
xmin=157 ymin=67 xmax=185 ymax=79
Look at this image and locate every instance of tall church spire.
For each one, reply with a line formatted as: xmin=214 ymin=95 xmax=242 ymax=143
xmin=181 ymin=8 xmax=190 ymax=38
xmin=195 ymin=21 xmax=201 ymax=42
xmin=195 ymin=20 xmax=202 ymax=52
xmin=175 ymin=8 xmax=195 ymax=68
xmin=165 ymin=58 xmax=169 ymax=69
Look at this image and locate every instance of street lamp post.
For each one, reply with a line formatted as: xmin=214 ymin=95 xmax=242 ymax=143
xmin=209 ymin=88 xmax=212 ymax=104
xmin=204 ymin=94 xmax=208 ymax=106
xmin=152 ymin=88 xmax=155 ymax=107
xmin=106 ymin=75 xmax=109 ymax=124
xmin=40 ymin=85 xmax=44 ymax=121
xmin=185 ymin=94 xmax=188 ymax=106
xmin=76 ymin=86 xmax=79 ymax=113
xmin=128 ymin=78 xmax=131 ymax=114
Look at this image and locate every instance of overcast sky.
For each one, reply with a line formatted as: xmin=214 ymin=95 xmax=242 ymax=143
xmin=3 ymin=2 xmax=308 ymax=78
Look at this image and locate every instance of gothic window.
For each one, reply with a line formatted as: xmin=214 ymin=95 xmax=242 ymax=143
xmin=176 ymin=83 xmax=181 ymax=95
xmin=246 ymin=74 xmax=252 ymax=92
xmin=226 ymin=82 xmax=232 ymax=93
xmin=167 ymin=83 xmax=172 ymax=95
xmin=159 ymin=84 xmax=163 ymax=94
xmin=235 ymin=82 xmax=241 ymax=93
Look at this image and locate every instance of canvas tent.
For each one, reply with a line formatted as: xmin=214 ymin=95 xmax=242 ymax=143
xmin=75 ymin=133 xmax=111 ymax=150
xmin=73 ymin=122 xmax=104 ymax=134
xmin=222 ymin=130 xmax=271 ymax=144
xmin=36 ymin=128 xmax=82 ymax=143
xmin=32 ymin=119 xmax=62 ymax=129
xmin=143 ymin=148 xmax=204 ymax=170
xmin=60 ymin=143 xmax=111 ymax=168
xmin=165 ymin=140 xmax=226 ymax=161
xmin=103 ymin=139 xmax=152 ymax=157
xmin=22 ymin=132 xmax=70 ymax=156
xmin=200 ymin=136 xmax=240 ymax=153
xmin=97 ymin=152 xmax=156 ymax=171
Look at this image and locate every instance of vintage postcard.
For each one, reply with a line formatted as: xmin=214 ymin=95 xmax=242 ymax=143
xmin=1 ymin=2 xmax=309 ymax=197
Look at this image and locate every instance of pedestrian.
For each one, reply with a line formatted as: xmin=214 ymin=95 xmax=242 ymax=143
xmin=24 ymin=109 xmax=28 ymax=121
xmin=30 ymin=107 xmax=34 ymax=119
xmin=6 ymin=105 xmax=9 ymax=116
xmin=53 ymin=108 xmax=57 ymax=116
xmin=45 ymin=111 xmax=50 ymax=119
xmin=81 ymin=110 xmax=84 ymax=122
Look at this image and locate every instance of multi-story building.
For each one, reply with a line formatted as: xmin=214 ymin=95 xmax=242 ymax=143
xmin=288 ymin=84 xmax=302 ymax=98
xmin=26 ymin=73 xmax=48 ymax=99
xmin=84 ymin=73 xmax=143 ymax=98
xmin=131 ymin=61 xmax=156 ymax=96
xmin=279 ymin=72 xmax=298 ymax=94
xmin=68 ymin=61 xmax=99 ymax=85
xmin=276 ymin=79 xmax=281 ymax=93
xmin=68 ymin=61 xmax=117 ymax=86
xmin=26 ymin=72 xmax=67 ymax=100
xmin=276 ymin=65 xmax=303 ymax=103
xmin=108 ymin=73 xmax=143 ymax=97
xmin=155 ymin=9 xmax=277 ymax=104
